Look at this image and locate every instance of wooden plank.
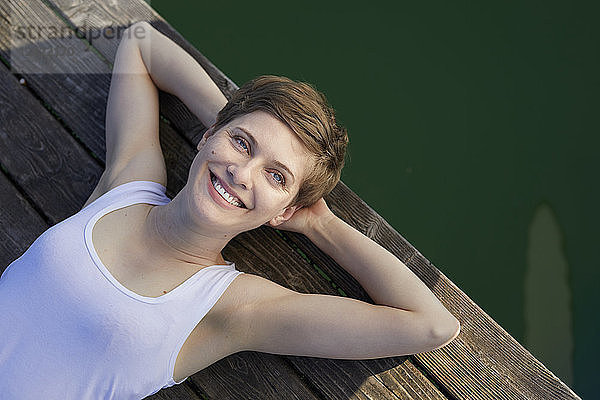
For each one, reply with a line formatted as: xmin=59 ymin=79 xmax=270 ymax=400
xmin=0 ymin=172 xmax=47 ymax=272
xmin=0 ymin=0 xmax=191 ymax=194
xmin=37 ymin=2 xmax=452 ymax=399
xmin=409 ymin=254 xmax=581 ymax=400
xmin=0 ymin=0 xmax=110 ymax=158
xmin=0 ymin=61 xmax=104 ymax=223
xmin=182 ymin=353 xmax=320 ymax=399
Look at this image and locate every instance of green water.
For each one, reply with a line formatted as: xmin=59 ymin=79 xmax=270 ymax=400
xmin=146 ymin=1 xmax=598 ymax=397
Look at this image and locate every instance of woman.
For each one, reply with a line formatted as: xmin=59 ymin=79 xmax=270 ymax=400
xmin=0 ymin=21 xmax=460 ymax=399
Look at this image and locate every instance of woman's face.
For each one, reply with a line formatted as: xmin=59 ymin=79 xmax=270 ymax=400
xmin=186 ymin=110 xmax=313 ymax=233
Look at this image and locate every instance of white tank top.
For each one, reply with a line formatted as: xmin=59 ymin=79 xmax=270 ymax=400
xmin=0 ymin=180 xmax=244 ymax=399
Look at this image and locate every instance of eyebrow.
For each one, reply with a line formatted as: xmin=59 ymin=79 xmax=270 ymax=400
xmin=234 ymin=126 xmax=296 ymax=185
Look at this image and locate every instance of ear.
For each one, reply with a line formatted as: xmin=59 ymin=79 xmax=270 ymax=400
xmin=197 ymin=124 xmax=217 ymax=151
xmin=267 ymin=205 xmax=300 ymax=227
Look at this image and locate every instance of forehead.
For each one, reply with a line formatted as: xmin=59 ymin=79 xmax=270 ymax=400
xmin=227 ymin=111 xmax=313 ymax=183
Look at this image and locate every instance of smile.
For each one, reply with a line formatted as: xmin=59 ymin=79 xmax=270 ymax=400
xmin=209 ymin=171 xmax=246 ymax=208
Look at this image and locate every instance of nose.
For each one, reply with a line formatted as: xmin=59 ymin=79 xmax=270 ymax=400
xmin=227 ymin=163 xmax=251 ymax=190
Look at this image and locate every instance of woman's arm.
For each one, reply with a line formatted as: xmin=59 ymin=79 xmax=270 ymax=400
xmin=229 ymin=202 xmax=460 ymax=359
xmin=274 ymin=198 xmax=460 ymax=328
xmin=133 ymin=21 xmax=227 ymax=128
xmin=100 ymin=21 xmax=227 ymax=186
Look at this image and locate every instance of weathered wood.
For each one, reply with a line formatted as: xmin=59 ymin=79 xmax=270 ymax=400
xmin=0 ymin=0 xmax=194 ymax=196
xmin=0 ymin=0 xmax=109 ymax=158
xmin=0 ymin=61 xmax=104 ymax=223
xmin=192 ymin=351 xmax=322 ymax=400
xmin=0 ymin=172 xmax=47 ymax=271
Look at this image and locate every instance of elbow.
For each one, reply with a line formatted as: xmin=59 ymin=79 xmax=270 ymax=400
xmin=429 ymin=317 xmax=460 ymax=351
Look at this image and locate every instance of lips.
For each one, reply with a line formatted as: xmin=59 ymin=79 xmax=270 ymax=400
xmin=209 ymin=170 xmax=247 ymax=208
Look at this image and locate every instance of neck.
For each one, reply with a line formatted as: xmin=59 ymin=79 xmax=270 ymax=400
xmin=141 ymin=188 xmax=234 ymax=268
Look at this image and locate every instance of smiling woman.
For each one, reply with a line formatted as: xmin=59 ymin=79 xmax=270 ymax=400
xmin=0 ymin=20 xmax=459 ymax=399
xmin=186 ymin=108 xmax=318 ymax=232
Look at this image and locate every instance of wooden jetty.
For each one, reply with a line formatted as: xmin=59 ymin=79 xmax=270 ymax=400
xmin=0 ymin=0 xmax=582 ymax=399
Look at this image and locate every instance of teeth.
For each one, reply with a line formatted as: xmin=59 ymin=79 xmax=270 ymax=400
xmin=211 ymin=174 xmax=243 ymax=207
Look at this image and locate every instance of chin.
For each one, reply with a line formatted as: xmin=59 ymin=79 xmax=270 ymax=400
xmin=183 ymin=175 xmax=243 ymax=229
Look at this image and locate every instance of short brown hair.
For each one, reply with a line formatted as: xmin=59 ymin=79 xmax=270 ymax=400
xmin=212 ymin=75 xmax=349 ymax=209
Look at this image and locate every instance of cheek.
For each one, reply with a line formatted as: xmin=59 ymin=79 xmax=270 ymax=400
xmin=208 ymin=138 xmax=234 ymax=158
xmin=200 ymin=141 xmax=225 ymax=160
xmin=258 ymin=191 xmax=292 ymax=212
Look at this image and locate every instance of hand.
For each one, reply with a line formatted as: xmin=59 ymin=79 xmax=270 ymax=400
xmin=267 ymin=197 xmax=336 ymax=235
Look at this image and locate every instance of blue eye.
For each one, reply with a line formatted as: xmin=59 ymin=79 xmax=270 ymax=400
xmin=270 ymin=171 xmax=285 ymax=186
xmin=235 ymin=137 xmax=249 ymax=153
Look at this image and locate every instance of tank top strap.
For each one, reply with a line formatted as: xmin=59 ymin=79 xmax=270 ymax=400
xmin=82 ymin=180 xmax=170 ymax=214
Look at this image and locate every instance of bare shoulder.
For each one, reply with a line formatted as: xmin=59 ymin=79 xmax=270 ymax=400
xmin=173 ymin=273 xmax=294 ymax=378
xmin=205 ymin=273 xmax=297 ymax=345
